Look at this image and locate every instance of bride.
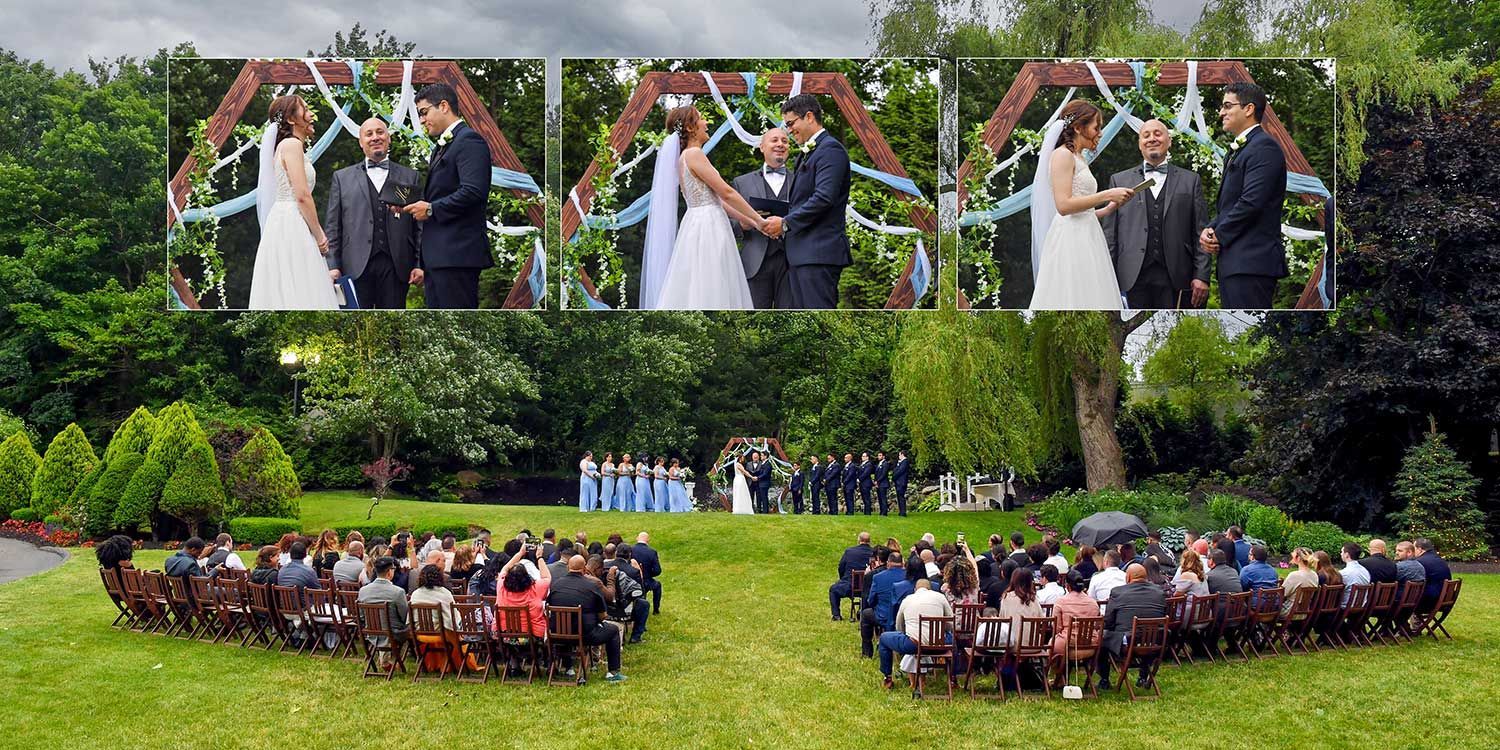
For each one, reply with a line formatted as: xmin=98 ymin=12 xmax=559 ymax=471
xmin=730 ymin=453 xmax=754 ymax=515
xmin=644 ymin=106 xmax=768 ymax=310
xmin=1029 ymin=100 xmax=1135 ymax=310
xmin=248 ymin=94 xmax=339 ymax=310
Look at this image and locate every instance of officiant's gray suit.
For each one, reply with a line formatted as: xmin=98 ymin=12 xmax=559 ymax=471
xmin=325 ymin=160 xmax=422 ymax=309
xmin=1100 ymin=162 xmax=1210 ymax=309
xmin=731 ymin=167 xmax=795 ymax=309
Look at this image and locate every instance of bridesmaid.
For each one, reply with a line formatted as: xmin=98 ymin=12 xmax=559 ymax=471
xmin=668 ymin=458 xmax=690 ymax=512
xmin=633 ymin=454 xmax=654 ymax=513
xmin=652 ymin=458 xmax=669 ymax=512
xmin=578 ymin=452 xmax=599 ymax=512
xmin=599 ymin=453 xmax=617 ymax=512
xmin=617 ymin=453 xmax=637 ymax=512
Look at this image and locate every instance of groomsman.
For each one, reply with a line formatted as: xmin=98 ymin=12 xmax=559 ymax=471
xmin=893 ymin=450 xmax=911 ymax=517
xmin=823 ymin=453 xmax=843 ymax=516
xmin=788 ymin=461 xmax=805 ymax=514
xmin=753 ymin=453 xmax=773 ymax=514
xmin=807 ymin=455 xmax=824 ymax=515
xmin=841 ymin=453 xmax=858 ymax=516
xmin=325 ymin=117 xmax=423 ymax=308
xmin=857 ymin=451 xmax=874 ymax=515
xmin=874 ymin=451 xmax=891 ymax=516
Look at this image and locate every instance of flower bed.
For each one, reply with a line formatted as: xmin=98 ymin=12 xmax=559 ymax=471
xmin=0 ymin=520 xmax=80 ymax=548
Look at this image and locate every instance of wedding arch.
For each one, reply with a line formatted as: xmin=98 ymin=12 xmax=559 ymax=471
xmin=166 ymin=59 xmax=547 ymax=309
xmin=561 ymin=71 xmax=937 ymax=309
xmin=956 ymin=60 xmax=1334 ymax=310
xmin=708 ymin=436 xmax=794 ymax=512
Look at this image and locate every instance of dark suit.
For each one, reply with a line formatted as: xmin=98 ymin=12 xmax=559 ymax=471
xmin=856 ymin=460 xmax=874 ymax=514
xmin=753 ymin=459 xmax=773 ymax=514
xmin=632 ymin=542 xmax=663 ymax=614
xmin=822 ymin=462 xmax=842 ymax=516
xmin=547 ymin=571 xmax=621 ymax=672
xmin=1100 ymin=162 xmax=1209 ymax=309
xmin=892 ymin=457 xmax=910 ymax=516
xmin=1210 ymin=125 xmax=1289 ymax=308
xmin=807 ymin=463 xmax=824 ymax=515
xmin=325 ymin=159 xmax=421 ymax=309
xmin=420 ymin=122 xmax=492 ymax=309
xmin=783 ymin=131 xmax=852 ymax=309
xmin=1097 ymin=581 xmax=1167 ymax=684
xmin=841 ymin=461 xmax=859 ymax=515
xmin=1360 ymin=553 xmax=1398 ymax=585
xmin=1416 ymin=552 xmax=1452 ymax=612
xmin=788 ymin=469 xmax=804 ymax=514
xmin=828 ymin=543 xmax=875 ymax=618
xmin=874 ymin=459 xmax=891 ymax=515
xmin=731 ymin=165 xmax=794 ymax=309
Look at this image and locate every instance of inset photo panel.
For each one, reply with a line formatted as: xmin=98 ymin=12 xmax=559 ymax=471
xmin=956 ymin=59 xmax=1335 ymax=311
xmin=167 ymin=58 xmax=547 ymax=310
xmin=560 ymin=58 xmax=940 ymax=311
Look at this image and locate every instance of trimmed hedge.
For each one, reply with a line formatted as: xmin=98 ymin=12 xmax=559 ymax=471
xmin=115 ymin=457 xmax=167 ymax=531
xmin=102 ymin=406 xmax=157 ymax=465
xmin=227 ymin=517 xmax=302 ymax=545
xmin=114 ymin=402 xmax=208 ymax=533
xmin=9 ymin=506 xmax=40 ymax=522
xmin=29 ymin=423 xmax=97 ymax=516
xmin=330 ymin=521 xmax=398 ymax=541
xmin=86 ymin=452 xmax=145 ymax=537
xmin=1288 ymin=521 xmax=1352 ymax=558
xmin=227 ymin=428 xmax=302 ymax=519
xmin=160 ymin=441 xmax=226 ymax=529
xmin=0 ymin=431 xmax=41 ymax=518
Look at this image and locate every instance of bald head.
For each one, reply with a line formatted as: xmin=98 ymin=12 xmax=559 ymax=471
xmin=567 ymin=555 xmax=587 ymax=572
xmin=1125 ymin=563 xmax=1147 ymax=583
xmin=920 ymin=549 xmax=935 ymax=563
xmin=358 ymin=117 xmax=390 ymax=161
xmin=914 ymin=579 xmax=931 ymax=591
xmin=1369 ymin=539 xmax=1387 ymax=555
xmin=346 ymin=540 xmax=364 ymax=558
xmin=759 ymin=127 xmax=789 ymax=168
xmin=1137 ymin=118 xmax=1171 ymax=166
xmin=425 ymin=550 xmax=445 ymax=567
xmin=858 ymin=532 xmax=870 ymax=545
xmin=637 ymin=532 xmax=650 ymax=544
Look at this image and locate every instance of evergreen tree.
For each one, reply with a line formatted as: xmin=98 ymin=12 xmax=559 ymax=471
xmin=29 ymin=423 xmax=97 ymax=516
xmin=0 ymin=431 xmax=41 ymax=518
xmin=159 ymin=440 xmax=226 ymax=533
xmin=1390 ymin=429 xmax=1490 ymax=560
xmin=227 ymin=427 xmax=302 ymax=519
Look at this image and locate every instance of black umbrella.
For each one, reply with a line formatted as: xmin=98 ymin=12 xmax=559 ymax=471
xmin=1070 ymin=511 xmax=1150 ymax=549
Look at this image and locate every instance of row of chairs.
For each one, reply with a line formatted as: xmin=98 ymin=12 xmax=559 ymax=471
xmin=891 ymin=578 xmax=1463 ymax=702
xmin=99 ymin=567 xmax=604 ymax=686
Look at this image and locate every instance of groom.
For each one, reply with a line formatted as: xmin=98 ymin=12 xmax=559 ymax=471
xmin=731 ymin=128 xmax=795 ymax=309
xmin=1200 ymin=82 xmax=1289 ymax=309
xmin=764 ymin=95 xmax=851 ymax=309
xmin=1101 ymin=118 xmax=1211 ymax=309
xmin=326 ymin=118 xmax=423 ymax=309
xmin=402 ymin=83 xmax=492 ymax=309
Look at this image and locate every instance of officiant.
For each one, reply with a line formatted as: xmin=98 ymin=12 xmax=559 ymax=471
xmin=325 ymin=117 xmax=423 ymax=309
xmin=1101 ymin=119 xmax=1210 ymax=309
xmin=730 ymin=128 xmax=795 ymax=309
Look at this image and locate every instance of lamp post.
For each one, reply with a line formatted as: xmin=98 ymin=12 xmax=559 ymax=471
xmin=280 ymin=349 xmax=319 ymax=418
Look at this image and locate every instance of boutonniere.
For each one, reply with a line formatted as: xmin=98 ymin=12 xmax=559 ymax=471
xmin=800 ymin=135 xmax=818 ymax=154
xmin=437 ymin=129 xmax=454 ymax=148
xmin=1230 ymin=132 xmax=1248 ymax=151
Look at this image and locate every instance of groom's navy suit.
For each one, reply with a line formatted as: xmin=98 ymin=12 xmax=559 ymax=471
xmin=892 ymin=456 xmax=910 ymax=516
xmin=753 ymin=460 xmax=773 ymax=514
xmin=421 ymin=121 xmax=492 ymax=309
xmin=1210 ymin=125 xmax=1288 ymax=309
xmin=783 ymin=129 xmax=852 ymax=309
xmin=822 ymin=461 xmax=842 ymax=516
xmin=874 ymin=459 xmax=891 ymax=516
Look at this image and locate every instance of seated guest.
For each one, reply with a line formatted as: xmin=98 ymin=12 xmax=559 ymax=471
xmin=165 ymin=537 xmax=207 ymax=583
xmin=448 ymin=544 xmax=477 ymax=583
xmin=998 ymin=567 xmax=1043 ymax=648
xmin=1185 ymin=529 xmax=1209 ymax=558
xmin=1239 ymin=545 xmax=1281 ymax=591
xmin=495 ymin=539 xmax=551 ymax=673
xmin=1087 ymin=550 xmax=1127 ymax=602
xmin=359 ymin=544 xmax=390 ymax=585
xmin=976 ymin=558 xmax=1005 ymax=609
xmin=1229 ymin=526 xmax=1251 ymax=570
xmin=1024 ymin=543 xmax=1049 ymax=580
xmin=410 ymin=549 xmax=446 ymax=593
xmin=310 ymin=529 xmax=341 ymax=575
xmin=877 ymin=579 xmax=953 ymax=695
xmin=1314 ymin=551 xmax=1342 ymax=586
xmin=1172 ymin=549 xmax=1209 ymax=598
xmin=1144 ymin=531 xmax=1176 ymax=576
xmin=1142 ymin=557 xmax=1173 ymax=595
xmin=1043 ymin=538 xmax=1070 ymax=575
xmin=632 ymin=532 xmax=664 ymax=615
xmin=1036 ymin=565 xmax=1066 ymax=606
xmin=95 ymin=534 xmax=135 ymax=571
xmin=548 ymin=539 xmax=575 ymax=580
xmin=1095 ymin=564 xmax=1167 ymax=691
xmin=276 ymin=541 xmax=323 ymax=592
xmin=356 ymin=556 xmax=410 ymax=670
xmin=332 ymin=541 xmax=366 ymax=583
xmin=204 ymin=532 xmax=246 ymax=573
xmin=1006 ymin=532 xmax=1030 ymax=566
xmin=1281 ymin=548 xmax=1320 ymax=615
xmin=607 ymin=547 xmax=651 ymax=643
xmin=921 ymin=549 xmax=941 ymax=581
xmin=540 ymin=528 xmax=557 ymax=562
xmin=409 ymin=564 xmax=479 ymax=673
xmin=862 ymin=550 xmax=908 ymax=658
xmin=1073 ymin=545 xmax=1099 ymax=583
xmin=1413 ymin=538 xmax=1451 ymax=613
xmin=1118 ymin=542 xmax=1144 ymax=569
xmin=980 ymin=534 xmax=1005 ymax=563
xmin=249 ymin=545 xmax=281 ymax=585
xmin=275 ymin=533 xmax=298 ymax=567
xmin=1394 ymin=540 xmax=1427 ymax=587
xmin=1360 ymin=539 xmax=1398 ymax=584
xmin=547 ymin=555 xmax=628 ymax=683
xmin=830 ymin=532 xmax=876 ymax=621
xmin=1205 ymin=549 xmax=1243 ymax=595
xmin=1049 ymin=570 xmax=1100 ymax=687
xmin=440 ymin=533 xmax=457 ymax=571
xmin=1213 ymin=532 xmax=1239 ymax=573
xmin=417 ymin=531 xmax=440 ymax=560
xmin=1339 ymin=542 xmax=1371 ymax=603
xmin=941 ymin=546 xmax=980 ymax=608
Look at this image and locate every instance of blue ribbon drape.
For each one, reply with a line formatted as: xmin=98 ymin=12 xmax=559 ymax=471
xmin=910 ymin=245 xmax=932 ymax=304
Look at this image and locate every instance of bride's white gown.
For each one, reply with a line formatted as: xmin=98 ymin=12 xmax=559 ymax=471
xmin=249 ymin=153 xmax=339 ymax=310
xmin=731 ymin=462 xmax=754 ymax=515
xmin=655 ymin=150 xmax=756 ymax=310
xmin=1029 ymin=151 xmax=1122 ymax=310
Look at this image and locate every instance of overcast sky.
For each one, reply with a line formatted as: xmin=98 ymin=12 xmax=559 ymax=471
xmin=10 ymin=1 xmax=1211 ymax=78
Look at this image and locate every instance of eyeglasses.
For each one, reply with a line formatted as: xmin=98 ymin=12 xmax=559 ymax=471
xmin=416 ymin=105 xmax=432 ymax=119
xmin=1218 ymin=100 xmax=1249 ymax=112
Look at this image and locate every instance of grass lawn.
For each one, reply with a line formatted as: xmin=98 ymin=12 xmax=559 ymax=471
xmin=3 ymin=491 xmax=1498 ymax=747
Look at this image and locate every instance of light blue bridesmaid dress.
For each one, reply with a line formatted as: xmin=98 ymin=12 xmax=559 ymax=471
xmin=634 ymin=464 xmax=653 ymax=513
xmin=578 ymin=459 xmax=599 ymax=512
xmin=653 ymin=466 xmax=668 ymax=512
xmin=600 ymin=461 xmax=617 ymax=512
xmin=668 ymin=468 xmax=690 ymax=512
xmin=616 ymin=462 xmax=636 ymax=511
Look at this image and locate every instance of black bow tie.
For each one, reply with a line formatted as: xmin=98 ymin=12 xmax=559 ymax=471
xmin=765 ymin=166 xmax=787 ymax=176
xmin=1143 ymin=163 xmax=1167 ymax=174
xmin=366 ymin=160 xmax=388 ymax=170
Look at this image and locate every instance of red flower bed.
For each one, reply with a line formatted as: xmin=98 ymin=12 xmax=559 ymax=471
xmin=0 ymin=520 xmax=81 ymax=548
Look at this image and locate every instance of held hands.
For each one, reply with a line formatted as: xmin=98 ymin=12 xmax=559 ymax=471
xmin=1199 ymin=227 xmax=1220 ymax=255
xmin=761 ymin=215 xmax=784 ymax=239
xmin=403 ymin=201 xmax=432 ymax=222
xmin=329 ymin=269 xmax=342 ymax=283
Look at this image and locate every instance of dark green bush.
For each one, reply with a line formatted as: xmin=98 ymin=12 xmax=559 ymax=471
xmin=29 ymin=423 xmax=97 ymax=516
xmin=227 ymin=428 xmax=302 ymax=520
xmin=85 ymin=453 xmax=145 ymax=538
xmin=1389 ymin=431 xmax=1490 ymax=561
xmin=1246 ymin=505 xmax=1295 ymax=553
xmin=159 ymin=441 xmax=226 ymax=529
xmin=9 ymin=507 xmax=40 ymax=522
xmin=227 ymin=517 xmax=302 ymax=545
xmin=1288 ymin=521 xmax=1352 ymax=558
xmin=0 ymin=431 xmax=41 ymax=519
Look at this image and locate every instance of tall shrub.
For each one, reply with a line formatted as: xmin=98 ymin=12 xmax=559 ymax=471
xmin=115 ymin=402 xmax=207 ymax=533
xmin=102 ymin=406 xmax=157 ymax=465
xmin=0 ymin=432 xmax=41 ymax=518
xmin=1390 ymin=430 xmax=1490 ymax=560
xmin=160 ymin=441 xmax=226 ymax=532
xmin=228 ymin=428 xmax=302 ymax=519
xmin=29 ymin=423 xmax=97 ymax=516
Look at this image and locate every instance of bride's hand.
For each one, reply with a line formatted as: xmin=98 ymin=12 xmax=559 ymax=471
xmin=1103 ymin=187 xmax=1135 ymax=205
xmin=315 ymin=234 xmax=330 ymax=255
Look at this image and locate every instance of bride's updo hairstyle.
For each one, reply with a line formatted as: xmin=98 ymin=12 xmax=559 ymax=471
xmin=267 ymin=94 xmax=308 ymax=147
xmin=666 ymin=105 xmax=701 ymax=144
xmin=1057 ymin=100 xmax=1103 ymax=153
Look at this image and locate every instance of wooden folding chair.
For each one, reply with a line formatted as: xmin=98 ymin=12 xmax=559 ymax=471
xmin=304 ymin=587 xmax=348 ymax=658
xmin=1390 ymin=580 xmax=1425 ymax=642
xmin=272 ymin=585 xmax=311 ymax=655
xmin=335 ymin=589 xmax=364 ymax=659
xmin=121 ymin=568 xmax=160 ymax=633
xmin=1056 ymin=615 xmax=1103 ymax=698
xmin=847 ymin=568 xmax=867 ymax=621
xmin=335 ymin=579 xmax=362 ymax=593
xmin=1281 ymin=586 xmax=1320 ymax=654
xmin=190 ymin=576 xmax=227 ymax=643
xmin=244 ymin=582 xmax=278 ymax=649
xmin=1011 ymin=616 xmax=1054 ymax=699
xmin=451 ymin=602 xmax=495 ymax=683
xmin=164 ymin=576 xmax=200 ymax=639
xmin=210 ymin=576 xmax=252 ymax=645
xmin=1364 ymin=582 xmax=1399 ymax=646
xmin=495 ymin=604 xmax=542 ymax=684
xmin=546 ymin=606 xmax=588 ymax=686
xmin=357 ymin=602 xmax=410 ymax=680
xmin=1162 ymin=594 xmax=1188 ymax=666
xmin=99 ymin=568 xmax=134 ymax=629
xmin=1311 ymin=584 xmax=1346 ymax=650
xmin=1339 ymin=584 xmax=1375 ymax=647
xmin=952 ymin=602 xmax=984 ymax=674
xmin=914 ymin=614 xmax=955 ymax=699
xmin=1217 ymin=591 xmax=1253 ymax=660
xmin=1112 ymin=616 xmax=1169 ymax=701
xmin=1181 ymin=593 xmax=1219 ymax=664
xmin=1245 ymin=587 xmax=1285 ymax=658
xmin=410 ymin=603 xmax=452 ymax=681
xmin=963 ymin=615 xmax=1009 ymax=699
xmin=1416 ymin=578 xmax=1462 ymax=641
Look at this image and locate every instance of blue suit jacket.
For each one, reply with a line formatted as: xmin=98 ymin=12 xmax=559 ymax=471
xmin=823 ymin=462 xmax=842 ymax=489
xmin=893 ymin=458 xmax=910 ymax=486
xmin=789 ymin=470 xmax=804 ymax=494
xmin=784 ymin=132 xmax=852 ymax=268
xmin=808 ymin=464 xmax=823 ymax=492
xmin=858 ymin=461 xmax=874 ymax=490
xmin=874 ymin=460 xmax=890 ymax=486
xmin=867 ymin=567 xmax=907 ymax=630
xmin=421 ymin=122 xmax=494 ymax=271
xmin=841 ymin=462 xmax=858 ymax=491
xmin=1210 ymin=126 xmax=1288 ymax=280
xmin=631 ymin=543 xmax=661 ymax=584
